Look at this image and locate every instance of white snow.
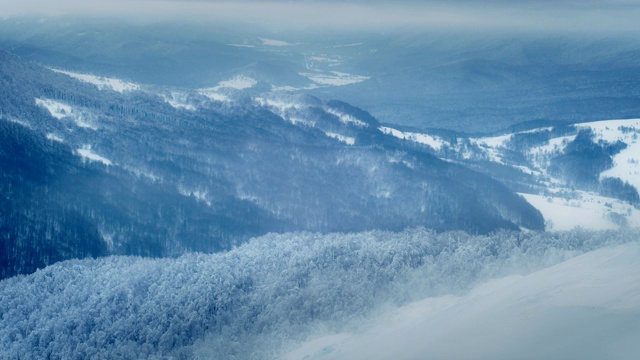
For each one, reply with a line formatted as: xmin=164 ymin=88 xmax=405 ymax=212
xmin=51 ymin=69 xmax=140 ymax=93
xmin=178 ymin=187 xmax=212 ymax=206
xmin=35 ymin=98 xmax=97 ymax=129
xmin=577 ymin=118 xmax=640 ymax=142
xmin=77 ymin=146 xmax=112 ymax=166
xmin=301 ymin=71 xmax=369 ymax=86
xmin=2 ymin=117 xmax=31 ymax=128
xmin=46 ymin=133 xmax=63 ymax=142
xmin=326 ymin=108 xmax=367 ymax=127
xmin=271 ymin=85 xmax=301 ymax=92
xmin=255 ymin=97 xmax=315 ymax=126
xmin=198 ymin=76 xmax=257 ymax=101
xmin=259 ymin=38 xmax=297 ymax=46
xmin=36 ymin=98 xmax=72 ymax=120
xmin=379 ymin=126 xmax=446 ymax=151
xmin=162 ymin=92 xmax=196 ymax=111
xmin=574 ymin=119 xmax=640 ymax=193
xmin=519 ymin=192 xmax=640 ymax=231
xmin=468 ymin=134 xmax=513 ymax=163
xmin=198 ymin=90 xmax=230 ymax=102
xmin=284 ymin=241 xmax=640 ymax=360
xmin=600 ymin=141 xmax=640 ymax=191
xmin=325 ymin=132 xmax=355 ymax=145
xmin=215 ymin=75 xmax=257 ymax=90
xmin=308 ymin=56 xmax=342 ymax=67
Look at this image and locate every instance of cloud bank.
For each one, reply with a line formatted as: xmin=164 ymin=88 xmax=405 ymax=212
xmin=1 ymin=0 xmax=640 ymax=33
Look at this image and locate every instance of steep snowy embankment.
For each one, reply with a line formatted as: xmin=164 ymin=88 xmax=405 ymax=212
xmin=285 ymin=241 xmax=640 ymax=360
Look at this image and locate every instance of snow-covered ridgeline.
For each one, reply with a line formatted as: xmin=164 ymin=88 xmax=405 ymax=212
xmin=326 ymin=108 xmax=367 ymax=127
xmin=254 ymin=97 xmax=313 ymax=126
xmin=161 ymin=92 xmax=197 ymax=111
xmin=198 ymin=76 xmax=257 ymax=102
xmin=325 ymin=131 xmax=355 ymax=145
xmin=76 ymin=145 xmax=112 ymax=166
xmin=51 ymin=69 xmax=140 ymax=93
xmin=379 ymin=126 xmax=446 ymax=151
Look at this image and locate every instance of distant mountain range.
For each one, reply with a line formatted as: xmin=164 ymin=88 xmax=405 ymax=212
xmin=4 ymin=17 xmax=640 ymax=133
xmin=0 ymin=49 xmax=545 ymax=279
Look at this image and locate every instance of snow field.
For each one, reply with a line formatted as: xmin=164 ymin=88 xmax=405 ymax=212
xmin=51 ymin=69 xmax=140 ymax=93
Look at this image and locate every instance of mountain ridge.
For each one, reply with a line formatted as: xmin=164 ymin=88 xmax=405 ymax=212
xmin=0 ymin=48 xmax=545 ymax=278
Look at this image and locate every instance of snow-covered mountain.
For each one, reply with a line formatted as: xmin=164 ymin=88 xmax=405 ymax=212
xmin=0 ymin=49 xmax=543 ymax=279
xmin=381 ymin=119 xmax=640 ymax=231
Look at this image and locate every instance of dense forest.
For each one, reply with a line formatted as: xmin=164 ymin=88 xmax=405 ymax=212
xmin=0 ymin=49 xmax=544 ymax=279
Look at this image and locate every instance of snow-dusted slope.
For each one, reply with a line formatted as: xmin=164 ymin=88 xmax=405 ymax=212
xmin=519 ymin=192 xmax=640 ymax=231
xmin=284 ymin=241 xmax=640 ymax=360
xmin=579 ymin=119 xmax=640 ymax=191
xmin=35 ymin=98 xmax=97 ymax=129
xmin=51 ymin=69 xmax=140 ymax=93
xmin=378 ymin=119 xmax=640 ymax=231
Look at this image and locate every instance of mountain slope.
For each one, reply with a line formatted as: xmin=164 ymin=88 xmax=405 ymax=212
xmin=0 ymin=49 xmax=544 ymax=278
xmin=285 ymin=240 xmax=640 ymax=360
xmin=380 ymin=118 xmax=640 ymax=230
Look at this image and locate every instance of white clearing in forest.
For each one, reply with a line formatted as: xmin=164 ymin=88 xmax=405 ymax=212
xmin=36 ymin=98 xmax=72 ymax=120
xmin=325 ymin=132 xmax=355 ymax=145
xmin=284 ymin=242 xmax=640 ymax=360
xmin=198 ymin=90 xmax=230 ymax=102
xmin=529 ymin=135 xmax=576 ymax=157
xmin=178 ymin=187 xmax=212 ymax=206
xmin=216 ymin=76 xmax=257 ymax=90
xmin=468 ymin=134 xmax=513 ymax=163
xmin=326 ymin=108 xmax=367 ymax=127
xmin=379 ymin=126 xmax=446 ymax=151
xmin=519 ymin=192 xmax=640 ymax=231
xmin=46 ymin=133 xmax=63 ymax=142
xmin=198 ymin=76 xmax=257 ymax=101
xmin=271 ymin=85 xmax=301 ymax=92
xmin=576 ymin=119 xmax=640 ymax=193
xmin=162 ymin=92 xmax=196 ymax=111
xmin=35 ymin=98 xmax=96 ymax=129
xmin=52 ymin=69 xmax=140 ymax=93
xmin=77 ymin=146 xmax=112 ymax=166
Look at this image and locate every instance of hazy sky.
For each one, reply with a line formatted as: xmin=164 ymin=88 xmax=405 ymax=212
xmin=2 ymin=0 xmax=640 ymax=33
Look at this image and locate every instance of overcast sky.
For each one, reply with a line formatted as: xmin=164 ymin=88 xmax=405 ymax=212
xmin=1 ymin=0 xmax=640 ymax=33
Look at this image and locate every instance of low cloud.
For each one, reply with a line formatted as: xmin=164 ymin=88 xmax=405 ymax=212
xmin=1 ymin=0 xmax=640 ymax=34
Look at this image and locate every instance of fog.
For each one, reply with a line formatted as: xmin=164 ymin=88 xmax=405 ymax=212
xmin=2 ymin=0 xmax=640 ymax=34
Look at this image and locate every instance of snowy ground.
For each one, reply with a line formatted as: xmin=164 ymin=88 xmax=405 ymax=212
xmin=283 ymin=242 xmax=640 ymax=360
xmin=520 ymin=192 xmax=640 ymax=231
xmin=51 ymin=69 xmax=140 ymax=93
